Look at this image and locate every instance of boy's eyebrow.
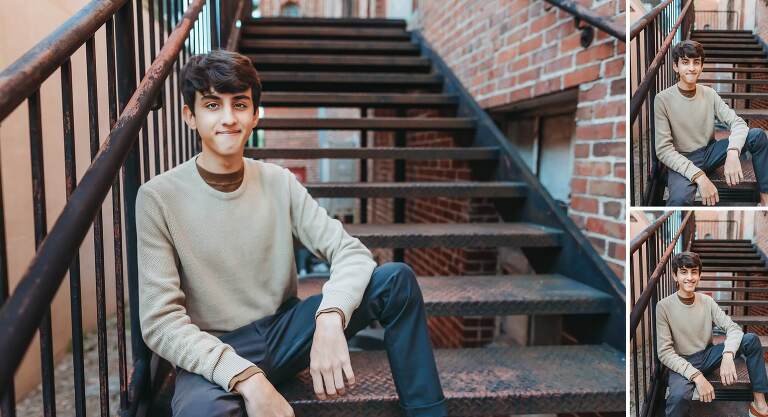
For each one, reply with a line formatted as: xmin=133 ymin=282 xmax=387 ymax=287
xmin=200 ymin=93 xmax=251 ymax=101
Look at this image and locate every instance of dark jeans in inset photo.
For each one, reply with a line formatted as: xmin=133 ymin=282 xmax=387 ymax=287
xmin=666 ymin=128 xmax=768 ymax=206
xmin=170 ymin=262 xmax=447 ymax=417
xmin=665 ymin=333 xmax=768 ymax=417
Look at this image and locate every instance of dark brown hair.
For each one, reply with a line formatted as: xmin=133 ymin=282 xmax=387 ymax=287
xmin=672 ymin=40 xmax=705 ymax=65
xmin=180 ymin=50 xmax=261 ymax=114
xmin=670 ymin=251 xmax=702 ymax=275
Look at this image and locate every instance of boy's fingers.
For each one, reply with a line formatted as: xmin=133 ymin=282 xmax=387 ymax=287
xmin=343 ymin=363 xmax=356 ymax=386
xmin=310 ymin=369 xmax=326 ymax=399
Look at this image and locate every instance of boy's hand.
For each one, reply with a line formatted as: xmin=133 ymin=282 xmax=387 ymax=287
xmin=236 ymin=372 xmax=294 ymax=417
xmin=720 ymin=352 xmax=738 ymax=386
xmin=694 ymin=373 xmax=715 ymax=402
xmin=310 ymin=311 xmax=356 ymax=400
xmin=724 ymin=149 xmax=743 ymax=187
xmin=695 ymin=174 xmax=719 ymax=206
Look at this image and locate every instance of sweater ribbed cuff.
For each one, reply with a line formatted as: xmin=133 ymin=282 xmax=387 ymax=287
xmin=683 ymin=365 xmax=700 ymax=381
xmin=317 ymin=291 xmax=359 ymax=330
xmin=211 ymin=349 xmax=258 ymax=392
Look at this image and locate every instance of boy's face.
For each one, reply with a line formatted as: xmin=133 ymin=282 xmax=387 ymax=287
xmin=182 ymin=88 xmax=259 ymax=159
xmin=673 ymin=265 xmax=700 ymax=293
xmin=673 ymin=56 xmax=702 ymax=85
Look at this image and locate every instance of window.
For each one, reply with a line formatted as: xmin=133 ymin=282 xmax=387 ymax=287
xmin=280 ymin=2 xmax=300 ymax=17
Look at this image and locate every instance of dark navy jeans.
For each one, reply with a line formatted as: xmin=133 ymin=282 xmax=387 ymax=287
xmin=171 ymin=262 xmax=447 ymax=417
xmin=665 ymin=333 xmax=768 ymax=417
xmin=666 ymin=128 xmax=768 ymax=206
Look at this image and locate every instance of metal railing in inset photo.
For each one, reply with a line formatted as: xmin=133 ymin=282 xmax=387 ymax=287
xmin=629 ymin=211 xmax=695 ymax=417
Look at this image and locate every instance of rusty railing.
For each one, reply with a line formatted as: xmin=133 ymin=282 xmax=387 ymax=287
xmin=0 ymin=0 xmax=247 ymax=416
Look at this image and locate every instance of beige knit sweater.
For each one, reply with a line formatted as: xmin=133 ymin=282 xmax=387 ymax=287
xmin=654 ymin=84 xmax=749 ymax=181
xmin=656 ymin=292 xmax=743 ymax=380
xmin=136 ymin=156 xmax=377 ymax=392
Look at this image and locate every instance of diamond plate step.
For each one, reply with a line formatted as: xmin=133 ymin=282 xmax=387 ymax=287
xmin=245 ymin=146 xmax=498 ymax=160
xmin=259 ymin=71 xmax=443 ymax=92
xmin=247 ymin=17 xmax=408 ymax=28
xmin=239 ymin=39 xmax=421 ymax=55
xmin=277 ymin=345 xmax=625 ymax=416
xmin=249 ymin=54 xmax=432 ymax=72
xmin=304 ymin=181 xmax=527 ymax=198
xmin=342 ymin=223 xmax=563 ymax=248
xmin=701 ymin=275 xmax=768 ymax=281
xmin=257 ymin=117 xmax=475 ymax=131
xmin=259 ymin=92 xmax=458 ymax=108
xmin=241 ymin=25 xmax=411 ymax=40
xmin=298 ymin=274 xmax=613 ymax=316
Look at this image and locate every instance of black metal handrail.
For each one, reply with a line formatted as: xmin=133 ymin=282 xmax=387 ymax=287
xmin=0 ymin=0 xmax=243 ymax=415
xmin=695 ymin=10 xmax=740 ymax=30
xmin=630 ymin=0 xmax=696 ymax=205
xmin=629 ymin=210 xmax=695 ymax=417
xmin=543 ymin=0 xmax=626 ymax=42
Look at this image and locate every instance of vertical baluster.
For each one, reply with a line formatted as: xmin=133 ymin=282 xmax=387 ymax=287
xmin=85 ymin=34 xmax=111 ymax=417
xmin=167 ymin=0 xmax=178 ymax=167
xmin=0 ymin=107 xmax=16 ymax=417
xmin=115 ymin=0 xmax=150 ymax=372
xmin=136 ymin=0 xmax=151 ymax=183
xmin=148 ymin=0 xmax=162 ymax=177
xmin=28 ymin=89 xmax=56 ymax=417
xmin=60 ymin=57 xmax=87 ymax=417
xmin=105 ymin=16 xmax=129 ymax=413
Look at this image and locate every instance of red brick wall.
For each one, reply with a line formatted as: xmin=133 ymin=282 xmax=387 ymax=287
xmin=414 ymin=0 xmax=626 ymax=279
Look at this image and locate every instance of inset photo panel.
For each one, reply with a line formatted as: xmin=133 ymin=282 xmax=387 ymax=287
xmin=630 ymin=209 xmax=768 ymax=417
xmin=630 ymin=2 xmax=768 ymax=207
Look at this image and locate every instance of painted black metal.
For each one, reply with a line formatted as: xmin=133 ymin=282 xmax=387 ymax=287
xmin=411 ymin=30 xmax=625 ymax=351
xmin=0 ymin=90 xmax=14 ymax=417
xmin=393 ymin=108 xmax=406 ymax=262
xmin=543 ymin=0 xmax=625 ymax=41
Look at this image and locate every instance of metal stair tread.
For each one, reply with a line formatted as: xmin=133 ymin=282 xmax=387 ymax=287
xmin=735 ymin=109 xmax=768 ymax=120
xmin=259 ymin=92 xmax=457 ymax=107
xmin=731 ymin=315 xmax=768 ymax=325
xmin=708 ymin=158 xmax=757 ymax=188
xmin=239 ymin=39 xmax=421 ymax=54
xmin=706 ymin=358 xmax=768 ymax=394
xmin=245 ymin=146 xmax=497 ymax=160
xmin=277 ymin=345 xmax=625 ymax=416
xmin=246 ymin=17 xmax=408 ymax=27
xmin=297 ymin=273 xmax=613 ymax=316
xmin=700 ymin=78 xmax=768 ymax=85
xmin=341 ymin=222 xmax=563 ymax=248
xmin=257 ymin=117 xmax=475 ymax=131
xmin=249 ymin=54 xmax=432 ymax=71
xmin=241 ymin=25 xmax=411 ymax=40
xmin=303 ymin=181 xmax=528 ymax=198
xmin=701 ymin=275 xmax=768 ymax=281
xmin=698 ymin=286 xmax=768 ymax=292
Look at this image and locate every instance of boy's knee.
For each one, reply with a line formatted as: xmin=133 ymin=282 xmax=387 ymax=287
xmin=743 ymin=332 xmax=760 ymax=349
xmin=373 ymin=262 xmax=420 ymax=301
xmin=747 ymin=128 xmax=768 ymax=150
xmin=666 ymin=191 xmax=694 ymax=206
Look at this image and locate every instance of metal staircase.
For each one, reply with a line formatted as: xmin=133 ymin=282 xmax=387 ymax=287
xmin=688 ymin=29 xmax=768 ymax=204
xmin=191 ymin=16 xmax=629 ymax=417
xmin=691 ymin=238 xmax=768 ymax=406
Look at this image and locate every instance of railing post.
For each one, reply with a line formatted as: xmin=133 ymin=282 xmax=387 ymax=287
xmin=114 ymin=0 xmax=151 ymax=406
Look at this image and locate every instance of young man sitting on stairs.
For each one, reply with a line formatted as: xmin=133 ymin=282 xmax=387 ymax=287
xmin=656 ymin=251 xmax=768 ymax=417
xmin=136 ymin=50 xmax=447 ymax=417
xmin=654 ymin=40 xmax=768 ymax=206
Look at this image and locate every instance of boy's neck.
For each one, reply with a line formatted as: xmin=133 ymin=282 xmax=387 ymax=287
xmin=677 ymin=288 xmax=695 ymax=299
xmin=196 ymin=151 xmax=244 ymax=174
xmin=677 ymin=80 xmax=696 ymax=91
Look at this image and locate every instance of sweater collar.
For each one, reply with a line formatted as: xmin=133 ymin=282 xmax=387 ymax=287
xmin=189 ymin=154 xmax=250 ymax=200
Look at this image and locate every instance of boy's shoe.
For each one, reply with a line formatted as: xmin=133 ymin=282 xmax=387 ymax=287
xmin=749 ymin=402 xmax=768 ymax=417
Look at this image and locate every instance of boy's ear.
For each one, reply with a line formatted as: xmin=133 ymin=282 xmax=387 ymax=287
xmin=182 ymin=104 xmax=196 ymax=129
xmin=251 ymin=109 xmax=259 ymax=129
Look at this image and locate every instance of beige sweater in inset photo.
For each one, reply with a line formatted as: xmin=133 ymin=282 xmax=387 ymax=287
xmin=135 ymin=157 xmax=377 ymax=392
xmin=655 ymin=292 xmax=743 ymax=381
xmin=654 ymin=84 xmax=749 ymax=181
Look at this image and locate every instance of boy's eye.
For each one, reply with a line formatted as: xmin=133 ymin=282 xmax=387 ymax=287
xmin=205 ymin=102 xmax=219 ymax=109
xmin=235 ymin=102 xmax=247 ymax=109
